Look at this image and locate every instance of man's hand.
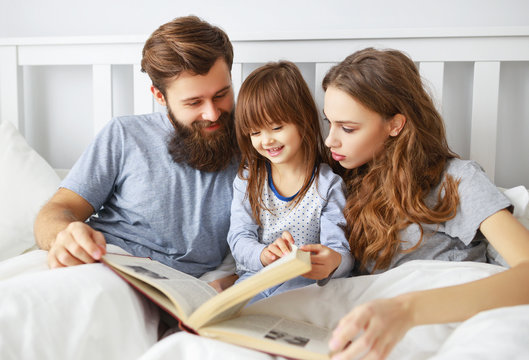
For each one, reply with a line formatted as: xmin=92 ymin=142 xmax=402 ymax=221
xmin=47 ymin=221 xmax=107 ymax=268
xmin=299 ymin=244 xmax=341 ymax=280
xmin=260 ymin=231 xmax=295 ymax=266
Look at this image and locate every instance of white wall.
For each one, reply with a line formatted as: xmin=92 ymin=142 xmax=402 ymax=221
xmin=1 ymin=0 xmax=528 ymax=187
xmin=2 ymin=0 xmax=529 ymax=38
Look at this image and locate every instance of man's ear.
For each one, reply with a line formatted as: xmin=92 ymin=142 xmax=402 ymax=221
xmin=389 ymin=114 xmax=406 ymax=137
xmin=151 ymin=86 xmax=166 ymax=106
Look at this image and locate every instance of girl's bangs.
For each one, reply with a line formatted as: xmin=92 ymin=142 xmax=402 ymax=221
xmin=238 ymin=86 xmax=288 ymax=133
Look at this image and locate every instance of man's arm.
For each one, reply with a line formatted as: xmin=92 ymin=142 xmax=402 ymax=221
xmin=34 ymin=188 xmax=106 ymax=268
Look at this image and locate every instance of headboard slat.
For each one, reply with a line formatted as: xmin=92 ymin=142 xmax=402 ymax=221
xmin=314 ymin=62 xmax=336 ymax=120
xmin=92 ymin=64 xmax=112 ymax=136
xmin=231 ymin=63 xmax=243 ymax=100
xmin=0 ymin=46 xmax=19 ymax=128
xmin=133 ymin=64 xmax=153 ymax=115
xmin=419 ymin=61 xmax=445 ymax=113
xmin=470 ymin=61 xmax=501 ymax=181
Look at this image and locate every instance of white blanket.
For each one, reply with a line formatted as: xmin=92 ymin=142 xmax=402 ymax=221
xmin=3 ymin=253 xmax=529 ymax=360
xmin=139 ymin=260 xmax=529 ymax=360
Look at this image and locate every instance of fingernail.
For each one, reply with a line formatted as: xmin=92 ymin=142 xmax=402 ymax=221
xmin=329 ymin=338 xmax=340 ymax=351
xmin=92 ymin=249 xmax=101 ymax=259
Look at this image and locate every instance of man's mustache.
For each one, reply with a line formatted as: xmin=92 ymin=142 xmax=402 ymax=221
xmin=193 ymin=120 xmax=217 ymax=129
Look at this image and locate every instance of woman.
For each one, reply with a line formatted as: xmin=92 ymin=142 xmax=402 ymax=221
xmin=322 ymin=48 xmax=529 ymax=360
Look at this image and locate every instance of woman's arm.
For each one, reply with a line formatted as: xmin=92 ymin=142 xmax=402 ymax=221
xmin=329 ymin=209 xmax=529 ymax=360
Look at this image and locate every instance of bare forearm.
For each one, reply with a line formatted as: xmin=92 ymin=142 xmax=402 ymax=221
xmin=402 ymin=261 xmax=529 ymax=327
xmin=34 ymin=203 xmax=80 ymax=250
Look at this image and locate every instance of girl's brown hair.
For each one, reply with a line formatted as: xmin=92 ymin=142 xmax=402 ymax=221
xmin=141 ymin=15 xmax=233 ymax=96
xmin=235 ymin=61 xmax=329 ymax=225
xmin=323 ymin=48 xmax=460 ymax=271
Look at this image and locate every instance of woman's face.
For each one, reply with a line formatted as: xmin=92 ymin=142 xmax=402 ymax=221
xmin=324 ymin=86 xmax=392 ymax=170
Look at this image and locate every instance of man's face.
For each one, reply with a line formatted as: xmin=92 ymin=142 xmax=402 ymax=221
xmin=152 ymin=58 xmax=238 ymax=172
xmin=154 ymin=58 xmax=234 ymax=131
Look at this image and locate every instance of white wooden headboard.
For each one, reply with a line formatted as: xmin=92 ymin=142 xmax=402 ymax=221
xmin=1 ymin=27 xmax=528 ymax=187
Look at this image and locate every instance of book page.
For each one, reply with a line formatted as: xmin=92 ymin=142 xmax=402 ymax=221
xmin=186 ymin=245 xmax=311 ymax=329
xmin=102 ymin=253 xmax=218 ymax=320
xmin=260 ymin=244 xmax=301 ymax=272
xmin=198 ymin=313 xmax=331 ymax=360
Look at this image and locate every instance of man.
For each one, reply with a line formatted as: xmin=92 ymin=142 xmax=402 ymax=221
xmin=34 ymin=16 xmax=239 ymax=286
xmin=0 ymin=17 xmax=242 ymax=359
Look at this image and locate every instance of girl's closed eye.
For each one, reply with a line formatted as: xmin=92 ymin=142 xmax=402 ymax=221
xmin=272 ymin=125 xmax=283 ymax=131
xmin=250 ymin=130 xmax=261 ymax=136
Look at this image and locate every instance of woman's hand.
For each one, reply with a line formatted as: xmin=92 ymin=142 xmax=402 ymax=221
xmin=260 ymin=231 xmax=295 ymax=266
xmin=329 ymin=296 xmax=414 ymax=360
xmin=300 ymin=244 xmax=341 ymax=280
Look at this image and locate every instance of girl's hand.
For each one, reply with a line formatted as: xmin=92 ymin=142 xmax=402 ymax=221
xmin=329 ymin=296 xmax=414 ymax=360
xmin=260 ymin=231 xmax=295 ymax=266
xmin=299 ymin=244 xmax=341 ymax=280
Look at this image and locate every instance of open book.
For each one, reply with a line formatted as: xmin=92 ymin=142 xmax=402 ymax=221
xmin=101 ymin=246 xmax=334 ymax=359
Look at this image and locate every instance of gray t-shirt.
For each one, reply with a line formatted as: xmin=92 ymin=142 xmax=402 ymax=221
xmin=363 ymin=159 xmax=512 ymax=274
xmin=61 ymin=112 xmax=238 ymax=277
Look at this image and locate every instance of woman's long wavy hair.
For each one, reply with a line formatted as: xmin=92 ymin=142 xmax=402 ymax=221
xmin=235 ymin=61 xmax=330 ymax=225
xmin=323 ymin=48 xmax=460 ymax=271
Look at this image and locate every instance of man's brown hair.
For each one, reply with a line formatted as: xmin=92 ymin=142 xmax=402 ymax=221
xmin=141 ymin=15 xmax=233 ymax=96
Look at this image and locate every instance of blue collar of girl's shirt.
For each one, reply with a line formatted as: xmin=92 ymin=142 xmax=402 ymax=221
xmin=265 ymin=162 xmax=316 ymax=202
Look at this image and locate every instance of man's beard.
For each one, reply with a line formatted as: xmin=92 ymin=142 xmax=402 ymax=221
xmin=166 ymin=108 xmax=239 ymax=172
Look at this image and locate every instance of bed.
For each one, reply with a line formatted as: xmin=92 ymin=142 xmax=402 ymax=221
xmin=1 ymin=27 xmax=529 ymax=359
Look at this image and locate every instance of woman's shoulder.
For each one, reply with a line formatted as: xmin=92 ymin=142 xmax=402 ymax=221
xmin=444 ymin=158 xmax=484 ymax=178
xmin=443 ymin=158 xmax=509 ymax=208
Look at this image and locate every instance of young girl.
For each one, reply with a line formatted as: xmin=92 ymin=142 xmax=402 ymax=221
xmin=322 ymin=48 xmax=529 ymax=360
xmin=228 ymin=61 xmax=354 ymax=303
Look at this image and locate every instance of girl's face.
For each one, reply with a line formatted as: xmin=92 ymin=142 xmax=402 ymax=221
xmin=324 ymin=86 xmax=392 ymax=170
xmin=250 ymin=122 xmax=304 ymax=167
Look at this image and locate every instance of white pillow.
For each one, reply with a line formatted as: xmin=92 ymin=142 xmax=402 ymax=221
xmin=501 ymin=185 xmax=529 ymax=229
xmin=0 ymin=121 xmax=60 ymax=261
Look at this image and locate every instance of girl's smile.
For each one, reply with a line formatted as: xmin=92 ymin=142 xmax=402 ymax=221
xmin=250 ymin=123 xmax=303 ymax=166
xmin=265 ymin=145 xmax=284 ymax=157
